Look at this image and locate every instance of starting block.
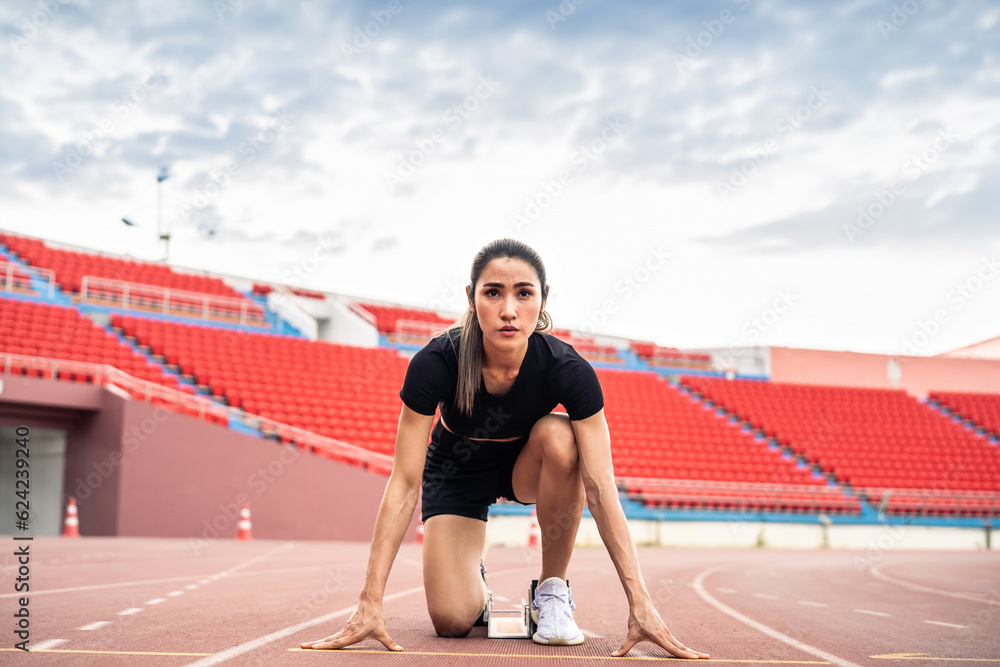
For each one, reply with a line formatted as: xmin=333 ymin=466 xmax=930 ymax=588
xmin=485 ymin=579 xmax=538 ymax=639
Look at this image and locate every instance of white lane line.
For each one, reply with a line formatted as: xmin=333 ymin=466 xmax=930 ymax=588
xmin=799 ymin=601 xmax=828 ymax=608
xmin=77 ymin=621 xmax=110 ymax=630
xmin=145 ymin=598 xmax=166 ymax=605
xmin=0 ymin=574 xmax=204 ymax=598
xmin=223 ymin=542 xmax=295 ymax=575
xmin=185 ymin=584 xmax=199 ymax=590
xmin=0 ymin=563 xmax=338 ymax=600
xmin=718 ymin=587 xmax=738 ymax=594
xmin=31 ymin=639 xmax=68 ymax=650
xmin=926 ymin=620 xmax=968 ymax=629
xmin=118 ymin=608 xmax=143 ymax=615
xmin=581 ymin=629 xmax=606 ymax=639
xmin=693 ymin=565 xmax=863 ymax=667
xmin=871 ymin=565 xmax=998 ymax=605
xmin=183 ymin=564 xmax=538 ymax=667
xmin=753 ymin=593 xmax=779 ymax=600
xmin=854 ymin=609 xmax=890 ymax=617
xmin=199 ymin=579 xmax=211 ymax=585
xmin=168 ymin=591 xmax=184 ymax=597
xmin=182 ymin=585 xmax=425 ymax=667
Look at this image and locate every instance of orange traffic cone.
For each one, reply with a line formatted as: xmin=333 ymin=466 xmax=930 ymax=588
xmin=236 ymin=503 xmax=252 ymax=540
xmin=527 ymin=508 xmax=540 ymax=547
xmin=62 ymin=497 xmax=80 ymax=538
xmin=416 ymin=521 xmax=424 ymax=545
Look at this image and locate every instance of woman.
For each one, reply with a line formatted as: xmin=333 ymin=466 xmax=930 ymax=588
xmin=301 ymin=238 xmax=708 ymax=658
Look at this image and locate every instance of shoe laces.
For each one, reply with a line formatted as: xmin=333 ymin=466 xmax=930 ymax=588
xmin=533 ymin=579 xmax=576 ymax=615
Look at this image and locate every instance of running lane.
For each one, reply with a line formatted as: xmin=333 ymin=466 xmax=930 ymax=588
xmin=692 ymin=549 xmax=1000 ymax=666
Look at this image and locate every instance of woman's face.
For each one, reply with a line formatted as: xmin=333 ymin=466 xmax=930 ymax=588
xmin=469 ymin=257 xmax=545 ymax=355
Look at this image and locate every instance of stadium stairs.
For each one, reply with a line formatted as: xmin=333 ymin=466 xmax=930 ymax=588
xmin=928 ymin=391 xmax=1000 ymax=444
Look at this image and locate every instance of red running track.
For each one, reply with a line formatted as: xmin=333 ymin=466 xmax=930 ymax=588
xmin=0 ymin=537 xmax=997 ymax=665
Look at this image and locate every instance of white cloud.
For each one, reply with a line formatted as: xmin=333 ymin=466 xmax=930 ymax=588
xmin=1 ymin=0 xmax=997 ymax=356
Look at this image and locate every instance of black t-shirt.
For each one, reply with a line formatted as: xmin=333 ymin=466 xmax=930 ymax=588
xmin=398 ymin=328 xmax=604 ymax=439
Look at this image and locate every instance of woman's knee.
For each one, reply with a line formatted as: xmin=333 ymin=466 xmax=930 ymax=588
xmin=430 ymin=611 xmax=476 ymax=638
xmin=530 ymin=414 xmax=579 ymax=468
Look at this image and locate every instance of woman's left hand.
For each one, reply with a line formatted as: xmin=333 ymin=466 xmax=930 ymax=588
xmin=611 ymin=599 xmax=710 ymax=659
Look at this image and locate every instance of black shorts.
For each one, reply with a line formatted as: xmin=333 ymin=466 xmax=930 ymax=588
xmin=421 ymin=420 xmax=532 ymax=523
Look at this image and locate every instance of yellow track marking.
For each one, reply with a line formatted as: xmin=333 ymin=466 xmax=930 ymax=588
xmin=289 ymin=648 xmax=830 ymax=662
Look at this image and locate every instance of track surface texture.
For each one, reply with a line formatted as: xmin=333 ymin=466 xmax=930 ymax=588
xmin=1 ymin=537 xmax=997 ymax=665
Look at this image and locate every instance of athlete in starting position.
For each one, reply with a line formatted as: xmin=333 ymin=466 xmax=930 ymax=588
xmin=301 ymin=238 xmax=709 ymax=658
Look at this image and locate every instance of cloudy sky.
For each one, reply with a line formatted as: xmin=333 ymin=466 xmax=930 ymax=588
xmin=1 ymin=0 xmax=998 ymax=357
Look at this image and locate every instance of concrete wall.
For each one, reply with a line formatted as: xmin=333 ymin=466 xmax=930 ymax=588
xmin=769 ymin=347 xmax=1000 ymax=398
xmin=113 ymin=393 xmax=413 ymax=542
xmin=0 ymin=376 xmax=419 ymax=542
xmin=940 ymin=335 xmax=1000 ymax=360
xmin=486 ymin=515 xmax=992 ymax=550
xmin=66 ymin=386 xmax=128 ymax=535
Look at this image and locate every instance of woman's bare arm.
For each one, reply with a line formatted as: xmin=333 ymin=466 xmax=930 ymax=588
xmin=300 ymin=404 xmax=434 ymax=651
xmin=358 ymin=405 xmax=433 ymax=602
xmin=571 ymin=409 xmax=709 ymax=659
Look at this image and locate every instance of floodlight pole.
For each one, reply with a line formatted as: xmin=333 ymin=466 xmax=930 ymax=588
xmin=156 ymin=167 xmax=171 ymax=263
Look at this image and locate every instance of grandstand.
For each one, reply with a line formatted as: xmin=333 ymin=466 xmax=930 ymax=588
xmin=1 ymin=229 xmax=998 ymax=541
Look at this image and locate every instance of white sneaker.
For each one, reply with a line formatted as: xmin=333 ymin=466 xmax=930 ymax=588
xmin=530 ymin=577 xmax=584 ymax=645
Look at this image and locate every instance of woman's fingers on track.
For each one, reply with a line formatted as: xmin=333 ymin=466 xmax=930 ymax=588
xmin=299 ymin=631 xmax=347 ymax=649
xmin=375 ymin=629 xmax=404 ymax=651
xmin=663 ymin=641 xmax=711 ymax=659
xmin=612 ymin=629 xmax=710 ymax=659
xmin=611 ymin=635 xmax=638 ymax=657
xmin=653 ymin=630 xmax=709 ymax=659
xmin=299 ymin=627 xmax=356 ymax=650
xmin=656 ymin=631 xmax=711 ymax=659
xmin=299 ymin=625 xmax=402 ymax=652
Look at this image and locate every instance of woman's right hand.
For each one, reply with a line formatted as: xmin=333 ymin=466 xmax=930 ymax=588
xmin=299 ymin=599 xmax=403 ymax=652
